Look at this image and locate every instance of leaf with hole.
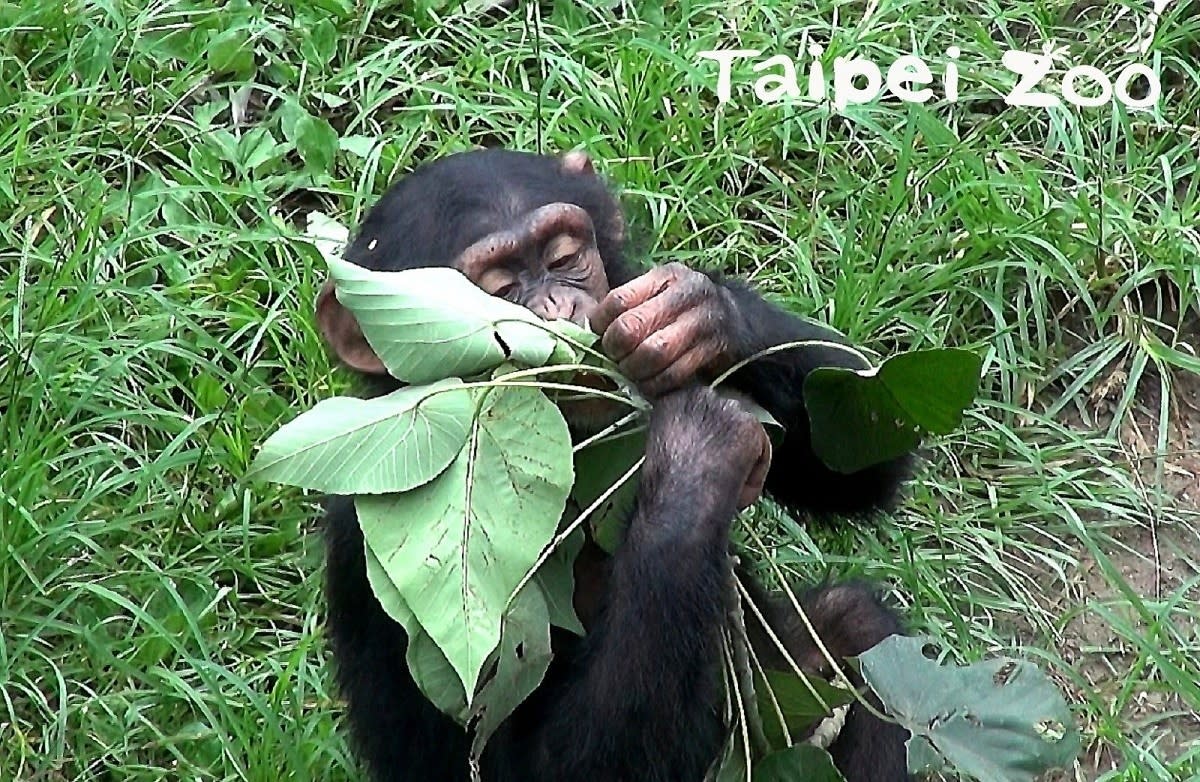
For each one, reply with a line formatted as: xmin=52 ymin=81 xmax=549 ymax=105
xmin=357 ymin=385 xmax=573 ymax=697
xmin=469 ymin=581 xmax=555 ymax=759
xmin=326 ymin=256 xmax=567 ymax=383
xmin=858 ymin=635 xmax=1081 ymax=781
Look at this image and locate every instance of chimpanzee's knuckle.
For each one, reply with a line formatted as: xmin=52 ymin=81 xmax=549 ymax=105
xmin=643 ymin=336 xmax=669 ymax=365
xmin=607 ymin=318 xmax=640 ymax=351
xmin=640 ymin=376 xmax=668 ymax=399
xmin=662 ymin=262 xmax=690 ymax=281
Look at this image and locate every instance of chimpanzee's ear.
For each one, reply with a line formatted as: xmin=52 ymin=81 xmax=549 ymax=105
xmin=315 ymin=279 xmax=388 ymax=375
xmin=561 ymin=150 xmax=594 ymax=175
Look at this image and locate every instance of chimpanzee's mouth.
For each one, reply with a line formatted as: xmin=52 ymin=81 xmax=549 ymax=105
xmin=552 ymin=370 xmax=624 ymax=433
xmin=570 ymin=370 xmax=616 ymax=393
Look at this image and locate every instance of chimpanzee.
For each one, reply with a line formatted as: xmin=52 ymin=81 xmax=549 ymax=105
xmin=315 ymin=148 xmax=914 ymax=781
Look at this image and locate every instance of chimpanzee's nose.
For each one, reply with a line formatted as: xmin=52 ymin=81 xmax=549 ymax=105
xmin=533 ymin=290 xmax=576 ymax=322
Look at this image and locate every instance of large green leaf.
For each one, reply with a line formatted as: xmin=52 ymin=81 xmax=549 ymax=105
xmin=365 ymin=545 xmax=469 ymax=722
xmin=858 ymin=635 xmax=1081 ymax=781
xmin=364 ymin=543 xmax=415 ymax=629
xmin=246 ymin=379 xmax=474 ymax=494
xmin=755 ymin=669 xmax=855 ymax=749
xmin=752 ymin=745 xmax=845 ymax=782
xmin=802 ymin=348 xmax=982 ymax=474
xmin=469 ymin=581 xmax=555 ymax=759
xmin=326 ymin=256 xmax=562 ymax=383
xmin=356 ymin=385 xmax=574 ymax=696
xmin=407 ymin=625 xmax=470 ymax=723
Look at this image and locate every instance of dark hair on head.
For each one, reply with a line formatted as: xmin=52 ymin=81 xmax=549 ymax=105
xmin=343 ymin=148 xmax=630 ymax=283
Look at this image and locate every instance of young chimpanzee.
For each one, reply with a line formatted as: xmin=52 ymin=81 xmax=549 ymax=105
xmin=316 ymin=148 xmax=914 ymax=781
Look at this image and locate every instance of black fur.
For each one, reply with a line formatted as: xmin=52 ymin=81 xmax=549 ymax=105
xmin=320 ymin=148 xmax=914 ymax=781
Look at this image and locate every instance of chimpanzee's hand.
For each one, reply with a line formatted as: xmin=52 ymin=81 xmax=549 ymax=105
xmin=590 ymin=263 xmax=739 ymax=398
xmin=642 ymin=385 xmax=772 ymax=515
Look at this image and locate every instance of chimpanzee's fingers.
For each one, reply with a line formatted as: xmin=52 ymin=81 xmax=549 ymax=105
xmin=619 ymin=308 xmax=708 ymax=381
xmin=589 ymin=266 xmax=675 ymax=337
xmin=601 ymin=281 xmax=701 ymax=362
xmin=637 ymin=339 xmax=720 ymax=398
xmin=737 ymin=428 xmax=772 ymax=509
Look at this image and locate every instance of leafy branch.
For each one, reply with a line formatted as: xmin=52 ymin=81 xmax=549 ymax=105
xmin=246 ymin=214 xmax=1077 ymax=780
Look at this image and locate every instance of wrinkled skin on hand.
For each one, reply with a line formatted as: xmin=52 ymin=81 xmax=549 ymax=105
xmin=589 ymin=263 xmax=740 ymax=399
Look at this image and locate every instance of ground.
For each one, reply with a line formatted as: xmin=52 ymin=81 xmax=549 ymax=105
xmin=1059 ymin=362 xmax=1200 ymax=774
xmin=0 ymin=1 xmax=1197 ymax=781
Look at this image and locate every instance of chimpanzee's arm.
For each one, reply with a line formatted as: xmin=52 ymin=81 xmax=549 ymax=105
xmin=715 ymin=277 xmax=913 ymax=517
xmin=509 ymin=387 xmax=765 ymax=781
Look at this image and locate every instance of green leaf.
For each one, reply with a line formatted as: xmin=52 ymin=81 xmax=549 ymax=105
xmin=1143 ymin=335 xmax=1200 ymax=374
xmin=339 ymin=135 xmax=379 ymax=159
xmin=278 ymin=98 xmax=308 ymax=144
xmin=299 ymin=18 xmax=338 ymax=65
xmin=366 ymin=545 xmax=469 ymax=722
xmin=858 ymin=635 xmax=1081 ymax=781
xmin=755 ymin=669 xmax=855 ymax=749
xmin=545 ymin=318 xmax=600 ymax=364
xmin=237 ymin=127 xmax=285 ymax=173
xmin=326 ymin=257 xmax=562 ymax=383
xmin=408 ymin=625 xmax=470 ymax=723
xmin=803 ymin=348 xmax=982 ymax=473
xmin=532 ymin=526 xmax=586 ymax=635
xmin=569 ymin=427 xmax=646 ymax=553
xmin=469 ymin=582 xmax=554 ymax=759
xmin=293 ymin=113 xmax=339 ymax=174
xmin=364 ymin=544 xmax=415 ymax=628
xmin=752 ymin=745 xmax=845 ymax=782
xmin=357 ymin=385 xmax=573 ymax=696
xmin=207 ymin=27 xmax=254 ymax=76
xmin=708 ymin=734 xmax=749 ymax=782
xmin=246 ymin=379 xmax=474 ymax=494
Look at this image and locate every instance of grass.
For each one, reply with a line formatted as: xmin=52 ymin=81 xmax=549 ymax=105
xmin=1 ymin=0 xmax=1198 ymax=779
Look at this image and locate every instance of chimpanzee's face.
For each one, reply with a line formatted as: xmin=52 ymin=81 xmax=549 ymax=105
xmin=315 ymin=148 xmax=628 ymax=429
xmin=456 ymin=200 xmax=609 ymax=326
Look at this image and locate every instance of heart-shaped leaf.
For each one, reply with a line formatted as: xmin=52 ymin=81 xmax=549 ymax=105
xmin=803 ymin=348 xmax=982 ymax=473
xmin=326 ymin=256 xmax=563 ymax=383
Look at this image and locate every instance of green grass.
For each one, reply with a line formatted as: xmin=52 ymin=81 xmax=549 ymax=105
xmin=2 ymin=0 xmax=1198 ymax=779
